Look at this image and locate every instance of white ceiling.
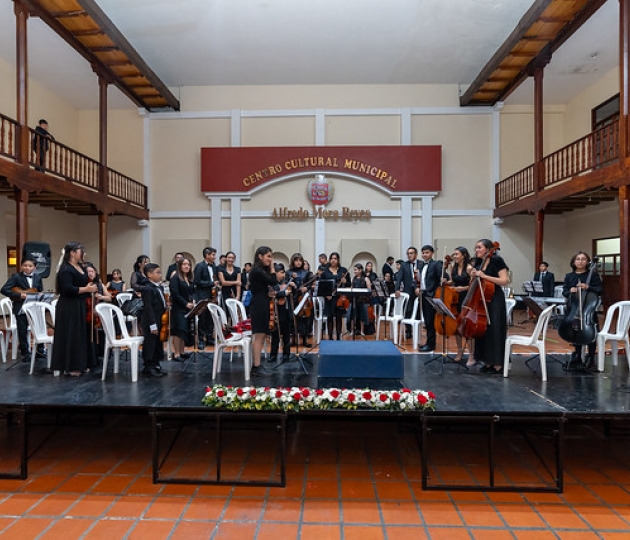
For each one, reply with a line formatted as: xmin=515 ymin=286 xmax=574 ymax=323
xmin=0 ymin=0 xmax=619 ymax=110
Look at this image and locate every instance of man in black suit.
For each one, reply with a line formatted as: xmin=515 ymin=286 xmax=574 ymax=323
xmin=417 ymin=245 xmax=443 ymax=352
xmin=533 ymin=261 xmax=555 ymax=297
xmin=381 ymin=256 xmax=395 ymax=280
xmin=140 ymin=263 xmax=167 ymax=377
xmin=395 ymin=247 xmax=420 ymax=339
xmin=1 ymin=257 xmax=46 ymax=361
xmin=193 ymin=246 xmax=218 ymax=348
xmin=166 ymin=252 xmax=184 ymax=282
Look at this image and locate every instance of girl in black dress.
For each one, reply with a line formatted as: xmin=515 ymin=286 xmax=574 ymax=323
xmin=218 ymin=251 xmax=241 ymax=312
xmin=288 ymin=253 xmax=313 ymax=346
xmin=169 ymin=257 xmax=195 ymax=361
xmin=51 ymin=242 xmax=98 ymax=377
xmin=346 ymin=263 xmax=372 ymax=335
xmin=249 ymin=246 xmax=277 ymax=378
xmin=321 ymin=252 xmax=349 ymax=340
xmin=445 ymin=246 xmax=471 ymax=363
xmin=469 ymin=239 xmax=510 ymax=374
xmin=130 ymin=254 xmax=150 ymax=292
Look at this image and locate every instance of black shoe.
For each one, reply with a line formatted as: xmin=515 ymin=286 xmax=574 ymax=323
xmin=142 ymin=367 xmax=167 ymax=378
xmin=419 ymin=345 xmax=434 ymax=352
xmin=198 ymin=340 xmax=205 ymax=350
xmin=181 ymin=352 xmax=192 ymax=360
xmin=36 ymin=349 xmax=47 ymax=359
xmin=171 ymin=356 xmax=183 ymax=363
xmin=21 ymin=354 xmax=31 ymax=363
xmin=250 ymin=365 xmax=271 ymax=378
xmin=480 ymin=365 xmax=502 ymax=374
xmin=206 ymin=338 xmax=215 ymax=346
xmin=268 ymin=356 xmax=278 ymax=363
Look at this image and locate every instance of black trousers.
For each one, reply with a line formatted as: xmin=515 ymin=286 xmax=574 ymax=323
xmin=421 ymin=295 xmax=436 ymax=348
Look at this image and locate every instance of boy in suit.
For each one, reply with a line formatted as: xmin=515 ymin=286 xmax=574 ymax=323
xmin=533 ymin=262 xmax=555 ymax=298
xmin=1 ymin=257 xmax=46 ymax=362
xmin=140 ymin=263 xmax=167 ymax=378
xmin=269 ymin=263 xmax=296 ymax=363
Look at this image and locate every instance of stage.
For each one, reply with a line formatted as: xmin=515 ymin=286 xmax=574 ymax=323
xmin=1 ymin=342 xmax=629 ymax=492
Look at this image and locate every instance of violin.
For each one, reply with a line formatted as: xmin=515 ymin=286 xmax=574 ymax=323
xmin=269 ymin=286 xmax=276 ymax=331
xmin=159 ymin=291 xmax=170 ymax=342
xmin=456 ymin=242 xmax=499 ymax=339
xmin=558 ymin=258 xmax=600 ymax=346
xmin=336 ymin=269 xmax=351 ymax=310
xmin=434 ymin=253 xmax=459 ymax=336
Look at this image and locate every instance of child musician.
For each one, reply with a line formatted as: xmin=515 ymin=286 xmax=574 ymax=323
xmin=1 ymin=257 xmax=46 ymax=362
xmin=140 ymin=263 xmax=167 ymax=378
xmin=270 ymin=263 xmax=296 ymax=363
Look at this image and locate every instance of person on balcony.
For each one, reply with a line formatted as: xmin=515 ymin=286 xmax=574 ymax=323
xmin=32 ymin=119 xmax=54 ymax=172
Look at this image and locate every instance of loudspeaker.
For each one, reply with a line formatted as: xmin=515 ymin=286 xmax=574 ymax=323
xmin=23 ymin=241 xmax=52 ymax=278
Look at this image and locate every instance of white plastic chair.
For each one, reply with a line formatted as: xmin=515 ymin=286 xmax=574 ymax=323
xmin=553 ymin=285 xmax=566 ymax=317
xmin=596 ymin=300 xmax=630 ymax=373
xmin=0 ymin=298 xmax=18 ymax=363
xmin=22 ymin=302 xmax=55 ymax=375
xmin=505 ymin=298 xmax=517 ymax=326
xmin=399 ymin=296 xmax=424 ymax=350
xmin=225 ymin=298 xmax=249 ymax=328
xmin=96 ymin=303 xmax=144 ymax=382
xmin=312 ymin=296 xmax=328 ymax=345
xmin=116 ymin=291 xmax=138 ymax=336
xmin=208 ymin=303 xmax=251 ymax=381
xmin=503 ymin=305 xmax=554 ymax=382
xmin=376 ymin=293 xmax=408 ymax=345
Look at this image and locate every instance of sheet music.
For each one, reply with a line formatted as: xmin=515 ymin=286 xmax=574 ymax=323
xmin=293 ymin=292 xmax=310 ymax=316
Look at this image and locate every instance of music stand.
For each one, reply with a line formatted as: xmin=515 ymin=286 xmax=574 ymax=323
xmin=424 ymin=297 xmax=458 ymax=374
xmin=275 ymin=293 xmax=310 ymax=374
xmin=185 ymin=299 xmax=212 ymax=364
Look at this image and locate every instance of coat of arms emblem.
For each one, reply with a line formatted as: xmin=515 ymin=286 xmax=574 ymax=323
xmin=307 ymin=175 xmax=333 ymax=206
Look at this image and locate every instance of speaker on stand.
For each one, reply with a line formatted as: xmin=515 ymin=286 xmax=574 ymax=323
xmin=22 ymin=242 xmax=52 ymax=278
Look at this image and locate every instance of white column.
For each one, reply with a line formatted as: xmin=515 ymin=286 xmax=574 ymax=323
xmin=230 ymin=197 xmax=242 ymax=261
xmin=142 ymin=112 xmax=151 ymax=255
xmin=211 ymin=197 xmax=222 ymax=252
xmin=231 ymin=109 xmax=241 ymax=147
xmin=315 ymin=109 xmax=325 ymax=146
xmin=492 ymin=102 xmax=503 ymax=241
xmin=421 ymin=196 xmax=433 ymax=247
xmin=401 ymin=107 xmax=412 ymax=145
xmin=400 ymin=196 xmax=412 ymax=254
xmin=315 ymin=207 xmax=325 ymax=260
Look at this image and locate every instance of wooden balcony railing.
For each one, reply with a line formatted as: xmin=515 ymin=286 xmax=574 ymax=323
xmin=496 ymin=119 xmax=620 ymax=207
xmin=0 ymin=111 xmax=147 ymax=213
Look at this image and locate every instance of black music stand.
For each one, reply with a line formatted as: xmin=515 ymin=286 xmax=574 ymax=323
xmin=185 ymin=299 xmax=212 ymax=365
xmin=424 ymin=297 xmax=458 ymax=375
xmin=340 ymin=288 xmax=372 ymax=341
xmin=275 ymin=294 xmax=310 ymax=374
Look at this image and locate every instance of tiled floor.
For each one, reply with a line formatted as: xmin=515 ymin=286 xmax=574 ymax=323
xmin=1 ymin=309 xmax=629 ymax=539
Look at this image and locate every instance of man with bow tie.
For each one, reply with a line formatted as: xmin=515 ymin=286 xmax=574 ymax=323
xmin=533 ymin=261 xmax=555 ymax=298
xmin=1 ymin=257 xmax=46 ymax=362
xmin=395 ymin=247 xmax=421 ymax=340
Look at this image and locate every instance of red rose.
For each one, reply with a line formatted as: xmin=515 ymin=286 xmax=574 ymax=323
xmin=264 ymin=387 xmax=271 ymax=391
xmin=362 ymin=391 xmax=372 ymax=400
xmin=249 ymin=388 xmax=257 ymax=396
xmin=205 ymin=386 xmax=211 ymax=393
xmin=428 ymin=391 xmax=436 ymax=399
xmin=236 ymin=388 xmax=244 ymax=396
xmin=275 ymin=390 xmax=283 ymax=398
xmin=379 ymin=394 xmax=388 ymax=402
xmin=418 ymin=394 xmax=428 ymax=404
xmin=348 ymin=393 xmax=356 ymax=402
xmin=402 ymin=388 xmax=411 ymax=393
xmin=330 ymin=389 xmax=340 ymax=398
xmin=316 ymin=389 xmax=324 ymax=396
xmin=302 ymin=389 xmax=310 ymax=398
xmin=216 ymin=390 xmax=225 ymax=397
xmin=293 ymin=392 xmax=302 ymax=400
xmin=392 ymin=392 xmax=401 ymax=401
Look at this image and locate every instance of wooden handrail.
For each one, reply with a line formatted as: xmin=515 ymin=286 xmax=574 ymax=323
xmin=0 ymin=113 xmax=18 ymax=160
xmin=108 ymin=167 xmax=147 ymax=208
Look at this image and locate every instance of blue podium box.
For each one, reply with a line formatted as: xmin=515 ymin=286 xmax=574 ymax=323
xmin=318 ymin=340 xmax=403 ymax=379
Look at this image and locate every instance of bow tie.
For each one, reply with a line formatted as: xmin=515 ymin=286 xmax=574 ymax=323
xmin=24 ymin=274 xmax=33 ymax=278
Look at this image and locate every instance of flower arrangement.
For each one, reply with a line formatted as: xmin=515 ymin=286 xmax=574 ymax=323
xmin=202 ymin=385 xmax=436 ymax=412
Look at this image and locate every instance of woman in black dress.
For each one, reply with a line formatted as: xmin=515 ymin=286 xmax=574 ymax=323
xmin=218 ymin=251 xmax=241 ymax=313
xmin=51 ymin=242 xmax=98 ymax=376
xmin=130 ymin=254 xmax=150 ymax=293
xmin=469 ymin=239 xmax=510 ymax=374
xmin=321 ymin=252 xmax=349 ymax=340
xmin=169 ymin=257 xmax=195 ymax=361
xmin=445 ymin=246 xmax=471 ymax=363
xmin=249 ymin=246 xmax=277 ymax=378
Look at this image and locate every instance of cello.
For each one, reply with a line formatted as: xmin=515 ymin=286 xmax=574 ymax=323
xmin=434 ymin=253 xmax=459 ymax=336
xmin=558 ymin=257 xmax=600 ymax=346
xmin=456 ymin=242 xmax=499 ymax=339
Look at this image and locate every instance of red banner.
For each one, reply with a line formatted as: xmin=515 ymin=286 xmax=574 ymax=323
xmin=201 ymin=146 xmax=441 ymax=193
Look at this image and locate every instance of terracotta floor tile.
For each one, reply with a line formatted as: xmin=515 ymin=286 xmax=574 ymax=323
xmin=599 ymin=533 xmax=630 ymax=539
xmin=418 ymin=501 xmax=464 ymax=526
xmin=471 ymin=530 xmax=516 ymax=540
xmin=306 ymin=463 xmax=338 ymax=479
xmin=304 ymin=479 xmax=339 ymax=498
xmin=342 ymin=525 xmax=386 ymax=540
xmin=513 ymin=533 xmax=570 ymax=540
xmin=456 ymin=503 xmax=505 ymax=527
xmin=181 ymin=497 xmax=226 ymax=520
xmin=83 ymin=519 xmax=135 ymax=540
xmin=0 ymin=517 xmax=54 ymax=539
xmin=262 ymin=498 xmax=302 ymax=522
xmin=0 ymin=518 xmax=16 ymax=532
xmin=571 ymin=505 xmax=630 ymax=530
xmin=267 ymin=480 xmax=304 ymax=498
xmin=195 ymin=484 xmax=233 ymax=497
xmin=588 ymin=484 xmax=630 ymax=505
xmin=90 ymin=475 xmax=134 ymax=495
xmin=256 ymin=522 xmax=299 ymax=539
xmin=561 ymin=484 xmax=602 ymax=505
xmin=22 ymin=474 xmax=68 ymax=493
xmin=26 ymin=494 xmax=79 ymax=517
xmin=302 ymin=499 xmax=340 ymax=523
xmin=371 ymin=463 xmax=406 ymax=481
xmin=212 ymin=521 xmax=257 ymax=539
xmin=124 ymin=476 xmax=163 ymax=496
xmin=299 ymin=524 xmax=342 ymax=540
xmin=221 ymin=497 xmax=264 ymax=522
xmin=341 ymin=500 xmax=381 ymax=524
xmin=65 ymin=495 xmax=116 ymax=518
xmin=127 ymin=519 xmax=176 ymax=540
xmin=554 ymin=533 xmax=603 ymax=540
xmin=143 ymin=496 xmax=190 ymax=519
xmin=0 ymin=493 xmax=42 ymax=516
xmin=39 ymin=517 xmax=94 ymax=539
xmin=338 ymin=464 xmax=372 ymax=479
xmin=379 ymin=501 xmax=422 ymax=525
xmin=104 ymin=495 xmax=153 ymax=518
xmin=170 ymin=521 xmax=218 ymax=540
xmin=425 ymin=526 xmax=473 ymax=539
xmin=534 ymin=504 xmax=589 ymax=529
xmin=375 ymin=480 xmax=413 ymax=500
xmin=159 ymin=483 xmax=198 ymax=496
xmin=340 ymin=480 xmax=376 ymax=499
xmin=56 ymin=474 xmax=101 ymax=493
xmin=494 ymin=503 xmax=548 ymax=528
